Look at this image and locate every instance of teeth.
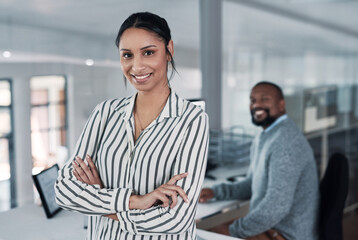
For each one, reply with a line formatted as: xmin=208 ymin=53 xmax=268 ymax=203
xmin=134 ymin=73 xmax=150 ymax=79
xmin=255 ymin=110 xmax=265 ymax=116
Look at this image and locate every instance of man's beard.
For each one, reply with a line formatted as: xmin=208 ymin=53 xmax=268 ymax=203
xmin=251 ymin=108 xmax=277 ymax=128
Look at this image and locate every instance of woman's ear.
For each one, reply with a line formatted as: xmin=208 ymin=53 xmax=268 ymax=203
xmin=166 ymin=40 xmax=174 ymax=61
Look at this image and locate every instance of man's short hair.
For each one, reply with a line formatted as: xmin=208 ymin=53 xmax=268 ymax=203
xmin=253 ymin=81 xmax=284 ymax=100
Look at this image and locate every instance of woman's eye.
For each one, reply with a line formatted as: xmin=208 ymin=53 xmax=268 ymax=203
xmin=122 ymin=53 xmax=132 ymax=59
xmin=144 ymin=50 xmax=154 ymax=56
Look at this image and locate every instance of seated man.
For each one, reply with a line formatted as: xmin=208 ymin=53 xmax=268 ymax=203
xmin=200 ymin=81 xmax=319 ymax=240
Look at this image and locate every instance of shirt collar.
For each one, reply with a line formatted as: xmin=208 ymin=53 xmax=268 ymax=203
xmin=264 ymin=114 xmax=287 ymax=133
xmin=118 ymin=89 xmax=184 ymax=122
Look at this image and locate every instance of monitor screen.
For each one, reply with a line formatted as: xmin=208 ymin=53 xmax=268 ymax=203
xmin=32 ymin=164 xmax=61 ymax=218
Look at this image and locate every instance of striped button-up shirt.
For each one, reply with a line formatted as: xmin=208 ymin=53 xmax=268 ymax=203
xmin=55 ymin=91 xmax=209 ymax=240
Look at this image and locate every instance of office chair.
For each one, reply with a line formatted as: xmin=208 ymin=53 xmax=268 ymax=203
xmin=319 ymin=153 xmax=349 ymax=240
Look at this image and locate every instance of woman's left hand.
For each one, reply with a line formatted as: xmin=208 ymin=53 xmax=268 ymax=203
xmin=72 ymin=155 xmax=103 ymax=188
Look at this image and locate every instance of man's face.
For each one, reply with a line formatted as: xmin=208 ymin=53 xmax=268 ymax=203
xmin=249 ymin=84 xmax=285 ymax=129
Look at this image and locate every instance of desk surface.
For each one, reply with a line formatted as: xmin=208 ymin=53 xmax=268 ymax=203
xmin=0 ymin=165 xmax=248 ymax=240
xmin=197 ymin=229 xmax=242 ymax=240
xmin=0 ymin=204 xmax=85 ymax=240
xmin=203 ymin=163 xmax=248 ymax=187
xmin=196 ymin=200 xmax=241 ymax=219
xmin=0 ymin=204 xmax=241 ymax=240
xmin=196 ymin=163 xmax=248 ymax=220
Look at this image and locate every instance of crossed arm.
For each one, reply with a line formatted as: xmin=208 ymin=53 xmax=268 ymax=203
xmin=72 ymin=154 xmax=189 ymax=220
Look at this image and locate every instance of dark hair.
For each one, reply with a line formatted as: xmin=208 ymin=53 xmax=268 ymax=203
xmin=253 ymin=81 xmax=284 ymax=100
xmin=115 ymin=12 xmax=177 ymax=80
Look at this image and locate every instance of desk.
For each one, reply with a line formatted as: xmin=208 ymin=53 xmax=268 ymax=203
xmin=196 ymin=164 xmax=249 ymax=230
xmin=0 ymin=165 xmax=249 ymax=240
xmin=0 ymin=204 xmax=85 ymax=240
xmin=197 ymin=229 xmax=242 ymax=240
xmin=0 ymin=204 xmax=241 ymax=240
xmin=196 ymin=200 xmax=249 ymax=230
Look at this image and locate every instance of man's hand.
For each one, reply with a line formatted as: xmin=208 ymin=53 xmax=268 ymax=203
xmin=199 ymin=188 xmax=215 ymax=203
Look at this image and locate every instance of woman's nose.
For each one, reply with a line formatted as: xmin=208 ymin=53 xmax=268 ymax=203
xmin=132 ymin=57 xmax=145 ymax=72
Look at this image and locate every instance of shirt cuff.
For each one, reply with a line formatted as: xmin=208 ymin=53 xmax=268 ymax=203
xmin=111 ymin=188 xmax=132 ymax=212
xmin=229 ymin=220 xmax=245 ymax=238
xmin=117 ymin=211 xmax=138 ymax=234
xmin=212 ymin=183 xmax=226 ymax=200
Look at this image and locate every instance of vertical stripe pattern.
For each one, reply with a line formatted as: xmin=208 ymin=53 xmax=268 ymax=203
xmin=55 ymin=91 xmax=209 ymax=240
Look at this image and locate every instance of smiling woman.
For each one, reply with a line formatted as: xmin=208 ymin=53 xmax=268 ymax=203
xmin=55 ymin=12 xmax=209 ymax=240
xmin=119 ymin=28 xmax=172 ymax=95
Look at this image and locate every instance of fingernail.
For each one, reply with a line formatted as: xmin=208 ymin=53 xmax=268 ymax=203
xmin=86 ymin=154 xmax=90 ymax=159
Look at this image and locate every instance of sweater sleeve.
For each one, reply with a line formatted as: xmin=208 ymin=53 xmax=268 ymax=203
xmin=212 ymin=140 xmax=255 ymax=201
xmin=54 ymin=101 xmax=132 ymax=215
xmin=229 ymin=144 xmax=306 ymax=238
xmin=212 ymin=174 xmax=252 ymax=201
xmin=116 ymin=112 xmax=209 ymax=235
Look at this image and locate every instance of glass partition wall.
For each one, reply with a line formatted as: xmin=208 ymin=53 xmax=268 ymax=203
xmin=0 ymin=79 xmax=15 ymax=211
xmin=30 ymin=76 xmax=68 ymax=175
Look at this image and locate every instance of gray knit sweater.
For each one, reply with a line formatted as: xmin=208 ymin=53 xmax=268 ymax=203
xmin=213 ymin=118 xmax=319 ymax=240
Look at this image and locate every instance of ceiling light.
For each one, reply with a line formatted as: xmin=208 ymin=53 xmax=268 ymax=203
xmin=85 ymin=59 xmax=94 ymax=66
xmin=2 ymin=51 xmax=11 ymax=58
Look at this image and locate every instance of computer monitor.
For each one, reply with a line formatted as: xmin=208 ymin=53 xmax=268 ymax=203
xmin=32 ymin=164 xmax=62 ymax=218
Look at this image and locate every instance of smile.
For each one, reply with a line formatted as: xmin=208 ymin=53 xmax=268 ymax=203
xmin=131 ymin=73 xmax=151 ymax=80
xmin=254 ymin=110 xmax=266 ymax=116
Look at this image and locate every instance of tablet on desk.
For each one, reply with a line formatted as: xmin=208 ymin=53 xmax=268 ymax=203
xmin=32 ymin=164 xmax=62 ymax=218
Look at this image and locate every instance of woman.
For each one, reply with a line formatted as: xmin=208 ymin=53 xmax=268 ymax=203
xmin=55 ymin=12 xmax=209 ymax=240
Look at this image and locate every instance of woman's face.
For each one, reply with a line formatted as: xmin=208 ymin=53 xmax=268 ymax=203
xmin=119 ymin=28 xmax=173 ymax=93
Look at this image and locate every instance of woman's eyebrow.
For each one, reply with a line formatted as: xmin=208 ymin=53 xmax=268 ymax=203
xmin=119 ymin=45 xmax=157 ymax=51
xmin=140 ymin=45 xmax=157 ymax=50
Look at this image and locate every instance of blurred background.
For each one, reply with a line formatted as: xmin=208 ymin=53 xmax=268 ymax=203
xmin=1 ymin=0 xmax=358 ymax=237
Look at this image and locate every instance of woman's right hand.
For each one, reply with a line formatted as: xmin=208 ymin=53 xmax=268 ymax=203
xmin=129 ymin=172 xmax=189 ymax=210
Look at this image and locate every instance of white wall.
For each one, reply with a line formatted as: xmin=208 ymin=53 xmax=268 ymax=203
xmin=0 ymin=22 xmax=116 ymax=62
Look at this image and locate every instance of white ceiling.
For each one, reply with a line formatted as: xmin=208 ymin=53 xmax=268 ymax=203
xmin=0 ymin=0 xmax=200 ymax=47
xmin=224 ymin=0 xmax=358 ymax=55
xmin=1 ymin=0 xmax=358 ymax=63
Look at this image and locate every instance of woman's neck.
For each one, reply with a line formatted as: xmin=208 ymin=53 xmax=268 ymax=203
xmin=133 ymin=86 xmax=170 ymax=141
xmin=135 ymin=86 xmax=171 ymax=111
